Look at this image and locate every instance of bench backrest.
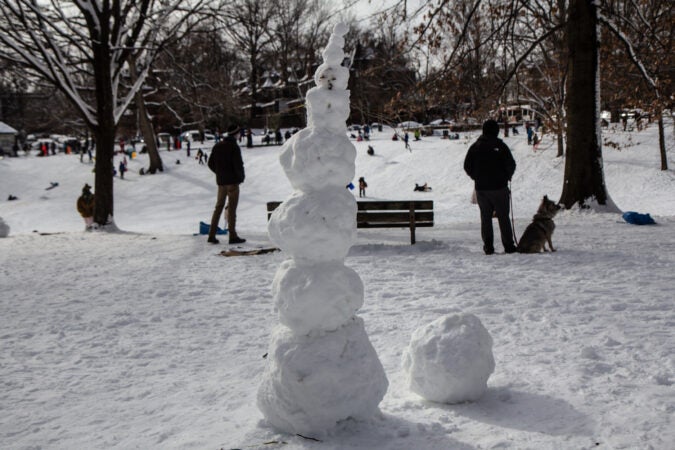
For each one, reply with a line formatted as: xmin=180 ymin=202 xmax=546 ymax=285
xmin=356 ymin=200 xmax=434 ymax=228
xmin=266 ymin=200 xmax=434 ymax=228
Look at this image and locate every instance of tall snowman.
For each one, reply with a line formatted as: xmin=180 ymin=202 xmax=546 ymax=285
xmin=258 ymin=23 xmax=388 ymax=437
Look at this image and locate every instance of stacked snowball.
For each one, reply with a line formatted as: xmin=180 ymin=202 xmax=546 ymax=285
xmin=0 ymin=217 xmax=9 ymax=238
xmin=258 ymin=23 xmax=388 ymax=437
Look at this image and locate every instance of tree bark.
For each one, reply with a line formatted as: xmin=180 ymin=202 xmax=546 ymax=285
xmin=658 ymin=114 xmax=668 ymax=171
xmin=129 ymin=56 xmax=163 ymax=173
xmin=559 ymin=0 xmax=613 ymax=209
xmin=92 ymin=42 xmax=115 ymax=226
xmin=556 ymin=125 xmax=564 ymax=158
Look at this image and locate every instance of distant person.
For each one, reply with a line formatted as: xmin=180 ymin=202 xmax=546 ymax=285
xmin=246 ymin=128 xmax=253 ymax=148
xmin=284 ymin=130 xmax=292 ymax=140
xmin=186 ymin=140 xmax=191 ymax=157
xmin=463 ymin=119 xmax=517 ymax=255
xmin=367 ymin=145 xmax=374 ymax=156
xmin=358 ymin=177 xmax=368 ymax=198
xmin=196 ymin=149 xmax=206 ymax=165
xmin=526 ymin=124 xmax=533 ymax=144
xmin=76 ymin=183 xmax=95 ymax=228
xmin=118 ymin=158 xmax=127 ymax=179
xmin=207 ymin=124 xmax=246 ymax=245
xmin=414 ymin=183 xmax=432 ymax=192
xmin=414 ymin=129 xmax=421 ymax=141
xmin=275 ymin=128 xmax=283 ymax=145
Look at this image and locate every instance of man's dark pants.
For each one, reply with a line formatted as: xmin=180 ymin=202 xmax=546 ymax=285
xmin=476 ymin=188 xmax=515 ymax=253
xmin=209 ymin=184 xmax=239 ymax=240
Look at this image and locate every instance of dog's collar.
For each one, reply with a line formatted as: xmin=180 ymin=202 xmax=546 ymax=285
xmin=532 ymin=214 xmax=554 ymax=221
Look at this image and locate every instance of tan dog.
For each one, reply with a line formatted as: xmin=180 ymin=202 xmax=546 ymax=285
xmin=516 ymin=195 xmax=561 ymax=253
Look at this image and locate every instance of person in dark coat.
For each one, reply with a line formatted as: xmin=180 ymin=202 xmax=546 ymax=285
xmin=246 ymin=128 xmax=253 ymax=148
xmin=464 ymin=119 xmax=517 ymax=255
xmin=207 ymin=124 xmax=246 ymax=244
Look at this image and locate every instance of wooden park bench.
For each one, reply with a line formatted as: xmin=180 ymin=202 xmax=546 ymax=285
xmin=266 ymin=200 xmax=434 ymax=245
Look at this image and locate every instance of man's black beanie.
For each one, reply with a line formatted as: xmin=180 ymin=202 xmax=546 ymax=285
xmin=482 ymin=119 xmax=500 ymax=137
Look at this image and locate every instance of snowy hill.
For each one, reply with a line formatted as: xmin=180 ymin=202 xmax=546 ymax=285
xmin=0 ymin=122 xmax=674 ymax=449
xmin=1 ymin=123 xmax=674 ymax=236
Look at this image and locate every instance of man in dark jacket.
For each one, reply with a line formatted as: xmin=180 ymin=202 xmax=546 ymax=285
xmin=464 ymin=119 xmax=517 ymax=255
xmin=207 ymin=124 xmax=246 ymax=244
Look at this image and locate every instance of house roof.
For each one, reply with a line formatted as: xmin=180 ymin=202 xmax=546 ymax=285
xmin=0 ymin=121 xmax=18 ymax=134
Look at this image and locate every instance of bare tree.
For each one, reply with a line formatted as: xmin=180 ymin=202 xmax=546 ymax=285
xmin=0 ymin=0 xmax=204 ymax=227
xmin=218 ymin=0 xmax=275 ymax=124
xmin=153 ymin=24 xmax=242 ymax=134
xmin=598 ymin=0 xmax=673 ymax=170
xmin=409 ymin=0 xmax=617 ymax=209
xmin=128 ymin=54 xmax=163 ymax=174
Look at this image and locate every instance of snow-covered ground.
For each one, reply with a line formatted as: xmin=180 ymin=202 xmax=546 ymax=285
xmin=1 ymin=121 xmax=673 ymax=449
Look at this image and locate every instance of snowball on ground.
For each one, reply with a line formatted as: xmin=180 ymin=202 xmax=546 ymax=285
xmin=272 ymin=259 xmax=364 ymax=335
xmin=257 ymin=318 xmax=388 ymax=437
xmin=402 ymin=314 xmax=495 ymax=403
xmin=0 ymin=217 xmax=9 ymax=237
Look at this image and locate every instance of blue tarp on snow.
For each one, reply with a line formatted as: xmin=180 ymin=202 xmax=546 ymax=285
xmin=622 ymin=211 xmax=656 ymax=225
xmin=199 ymin=221 xmax=228 ymax=235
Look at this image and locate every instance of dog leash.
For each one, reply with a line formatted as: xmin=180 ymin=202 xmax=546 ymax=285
xmin=509 ymin=181 xmax=519 ymax=246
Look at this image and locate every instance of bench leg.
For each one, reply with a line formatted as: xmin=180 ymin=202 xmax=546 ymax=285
xmin=409 ymin=202 xmax=416 ymax=245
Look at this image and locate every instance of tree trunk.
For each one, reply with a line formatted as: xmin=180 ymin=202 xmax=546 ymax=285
xmin=658 ymin=114 xmax=668 ymax=171
xmin=557 ymin=127 xmax=564 ymax=158
xmin=93 ymin=125 xmax=115 ymax=225
xmin=139 ymin=100 xmax=163 ymax=173
xmin=249 ymin=56 xmax=258 ymax=123
xmin=559 ymin=0 xmax=615 ymax=210
xmin=92 ymin=44 xmax=116 ymax=226
xmin=128 ymin=57 xmax=163 ymax=174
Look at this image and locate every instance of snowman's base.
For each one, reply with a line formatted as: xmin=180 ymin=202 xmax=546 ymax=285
xmin=257 ymin=317 xmax=388 ymax=437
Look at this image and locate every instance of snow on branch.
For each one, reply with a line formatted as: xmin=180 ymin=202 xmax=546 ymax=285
xmin=597 ymin=11 xmax=658 ymax=94
xmin=0 ymin=0 xmax=206 ymax=129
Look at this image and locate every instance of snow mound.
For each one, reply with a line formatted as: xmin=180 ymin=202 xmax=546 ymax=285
xmin=402 ymin=314 xmax=495 ymax=403
xmin=0 ymin=216 xmax=9 ymax=237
